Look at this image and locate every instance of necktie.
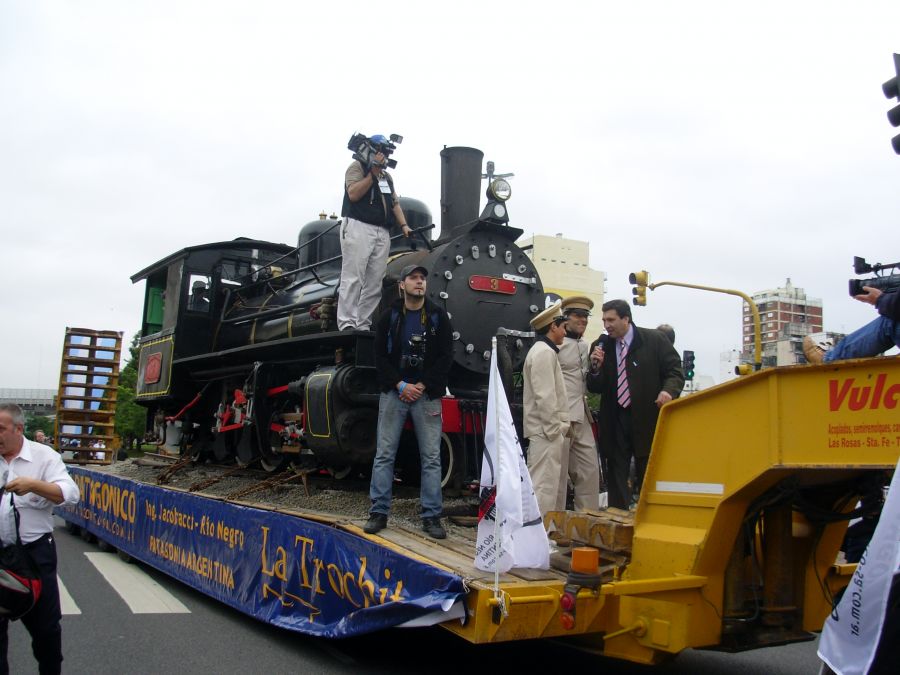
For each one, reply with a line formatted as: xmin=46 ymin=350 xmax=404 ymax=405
xmin=617 ymin=339 xmax=631 ymax=408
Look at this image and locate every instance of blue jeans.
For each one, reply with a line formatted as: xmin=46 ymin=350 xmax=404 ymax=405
xmin=824 ymin=315 xmax=900 ymax=362
xmin=369 ymin=391 xmax=443 ymax=518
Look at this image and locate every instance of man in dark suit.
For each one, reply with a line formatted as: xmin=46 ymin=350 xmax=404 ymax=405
xmin=586 ymin=299 xmax=684 ymax=510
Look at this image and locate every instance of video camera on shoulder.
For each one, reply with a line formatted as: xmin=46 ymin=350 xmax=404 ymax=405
xmin=347 ymin=132 xmax=403 ymax=170
xmin=848 ymin=256 xmax=900 ymax=296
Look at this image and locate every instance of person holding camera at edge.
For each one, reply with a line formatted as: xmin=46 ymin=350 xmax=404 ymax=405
xmin=523 ymin=301 xmax=571 ymax=523
xmin=804 ymin=285 xmax=900 ymax=364
xmin=338 ymin=134 xmax=412 ymax=331
xmin=364 ymin=264 xmax=453 ymax=539
xmin=0 ymin=403 xmax=80 ymax=675
xmin=586 ymin=300 xmax=684 ymax=511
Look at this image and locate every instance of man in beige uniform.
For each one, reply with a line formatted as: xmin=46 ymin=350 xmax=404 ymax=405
xmin=523 ymin=302 xmax=570 ymax=518
xmin=559 ymin=296 xmax=600 ymax=511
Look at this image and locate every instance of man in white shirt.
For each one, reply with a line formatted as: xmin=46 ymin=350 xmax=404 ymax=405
xmin=0 ymin=403 xmax=79 ymax=675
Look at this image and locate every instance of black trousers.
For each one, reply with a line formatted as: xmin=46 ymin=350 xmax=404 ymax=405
xmin=0 ymin=533 xmax=62 ymax=675
xmin=607 ymin=407 xmax=649 ymax=510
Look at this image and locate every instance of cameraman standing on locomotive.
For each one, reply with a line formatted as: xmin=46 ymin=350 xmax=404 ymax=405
xmin=338 ymin=134 xmax=412 ymax=331
xmin=364 ymin=264 xmax=453 ymax=539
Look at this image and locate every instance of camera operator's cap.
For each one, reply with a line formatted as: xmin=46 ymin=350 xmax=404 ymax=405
xmin=400 ymin=264 xmax=428 ymax=281
xmin=530 ymin=301 xmax=563 ymax=330
xmin=561 ymin=295 xmax=594 ymax=316
xmin=192 ymin=280 xmax=207 ymax=291
xmin=370 ymin=134 xmax=388 ymax=144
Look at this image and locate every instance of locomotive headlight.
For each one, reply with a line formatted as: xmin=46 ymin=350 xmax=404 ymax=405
xmin=488 ymin=178 xmax=512 ymax=202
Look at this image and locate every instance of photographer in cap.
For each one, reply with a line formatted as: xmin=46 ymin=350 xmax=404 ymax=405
xmin=365 ymin=264 xmax=453 ymax=539
xmin=338 ymin=134 xmax=412 ymax=331
xmin=523 ymin=302 xmax=571 ymax=519
xmin=804 ymin=285 xmax=900 ymax=364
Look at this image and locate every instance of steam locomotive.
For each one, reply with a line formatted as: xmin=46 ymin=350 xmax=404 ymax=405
xmin=131 ymin=147 xmax=545 ymax=485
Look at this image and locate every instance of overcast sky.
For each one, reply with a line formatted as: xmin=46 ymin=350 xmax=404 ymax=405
xmin=2 ymin=0 xmax=899 ymax=390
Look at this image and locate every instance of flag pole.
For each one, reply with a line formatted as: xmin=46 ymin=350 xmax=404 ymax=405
xmin=491 ymin=337 xmax=501 ymax=598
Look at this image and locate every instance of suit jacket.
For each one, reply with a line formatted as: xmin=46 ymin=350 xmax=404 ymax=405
xmin=586 ymin=324 xmax=684 ymax=458
xmin=523 ymin=337 xmax=570 ymax=440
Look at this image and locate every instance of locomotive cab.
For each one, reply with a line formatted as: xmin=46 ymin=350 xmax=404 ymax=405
xmin=131 ymin=239 xmax=295 ymax=403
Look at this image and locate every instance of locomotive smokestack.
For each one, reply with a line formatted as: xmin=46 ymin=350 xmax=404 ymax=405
xmin=439 ymin=146 xmax=484 ymax=243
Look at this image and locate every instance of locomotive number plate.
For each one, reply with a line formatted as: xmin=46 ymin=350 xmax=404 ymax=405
xmin=469 ymin=275 xmax=516 ymax=294
xmin=144 ymin=352 xmax=162 ymax=384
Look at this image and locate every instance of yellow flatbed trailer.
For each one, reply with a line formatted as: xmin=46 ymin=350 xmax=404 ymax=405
xmin=58 ymin=356 xmax=898 ymax=664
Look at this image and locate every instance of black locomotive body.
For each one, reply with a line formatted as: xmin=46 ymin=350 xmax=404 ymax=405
xmin=131 ymin=147 xmax=544 ymax=483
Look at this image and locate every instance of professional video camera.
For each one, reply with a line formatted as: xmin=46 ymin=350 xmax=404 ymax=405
xmin=347 ymin=132 xmax=403 ymax=170
xmin=848 ymin=256 xmax=900 ymax=296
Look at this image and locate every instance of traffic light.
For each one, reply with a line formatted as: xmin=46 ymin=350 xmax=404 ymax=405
xmin=629 ymin=270 xmax=649 ymax=306
xmin=682 ymin=350 xmax=695 ymax=380
xmin=882 ymin=53 xmax=900 ymax=155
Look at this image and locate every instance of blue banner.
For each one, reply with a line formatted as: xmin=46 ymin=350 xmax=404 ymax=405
xmin=58 ymin=467 xmax=466 ymax=637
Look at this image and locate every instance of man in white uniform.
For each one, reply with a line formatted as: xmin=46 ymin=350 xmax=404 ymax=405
xmin=523 ymin=302 xmax=570 ymax=518
xmin=559 ymin=296 xmax=600 ymax=511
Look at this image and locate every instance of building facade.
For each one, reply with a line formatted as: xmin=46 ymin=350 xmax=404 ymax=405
xmin=741 ymin=279 xmax=826 ymax=367
xmin=0 ymin=388 xmax=57 ymax=416
xmin=519 ymin=233 xmax=606 ymax=343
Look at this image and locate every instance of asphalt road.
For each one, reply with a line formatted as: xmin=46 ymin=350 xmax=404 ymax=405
xmin=5 ymin=519 xmax=825 ymax=674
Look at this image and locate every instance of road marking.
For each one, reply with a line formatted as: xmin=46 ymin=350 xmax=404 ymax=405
xmin=84 ymin=552 xmax=190 ymax=614
xmin=58 ymin=576 xmax=81 ymax=615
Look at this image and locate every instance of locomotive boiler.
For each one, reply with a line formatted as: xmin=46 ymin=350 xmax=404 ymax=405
xmin=131 ymin=147 xmax=545 ymax=482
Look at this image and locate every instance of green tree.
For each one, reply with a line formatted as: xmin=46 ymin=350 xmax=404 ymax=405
xmin=25 ymin=413 xmax=54 ymax=439
xmin=115 ymin=332 xmax=147 ymax=448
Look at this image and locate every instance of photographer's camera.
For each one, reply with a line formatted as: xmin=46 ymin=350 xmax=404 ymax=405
xmin=400 ymin=333 xmax=426 ymax=372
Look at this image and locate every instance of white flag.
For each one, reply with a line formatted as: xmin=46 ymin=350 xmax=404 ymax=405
xmin=474 ymin=341 xmax=549 ymax=572
xmin=818 ymin=458 xmax=900 ymax=675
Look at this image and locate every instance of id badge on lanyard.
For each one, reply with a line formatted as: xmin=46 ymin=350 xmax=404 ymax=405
xmin=378 ymin=178 xmax=391 ymax=194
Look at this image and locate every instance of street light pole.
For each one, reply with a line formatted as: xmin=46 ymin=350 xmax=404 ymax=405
xmin=648 ymin=280 xmax=763 ymax=372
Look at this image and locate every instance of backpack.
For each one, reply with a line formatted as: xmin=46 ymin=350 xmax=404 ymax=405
xmin=0 ymin=494 xmax=42 ymax=620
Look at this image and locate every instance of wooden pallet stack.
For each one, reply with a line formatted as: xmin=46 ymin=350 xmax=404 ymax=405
xmin=55 ymin=327 xmax=123 ymax=464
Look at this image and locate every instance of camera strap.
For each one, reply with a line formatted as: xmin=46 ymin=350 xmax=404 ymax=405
xmin=387 ymin=305 xmax=439 ymax=355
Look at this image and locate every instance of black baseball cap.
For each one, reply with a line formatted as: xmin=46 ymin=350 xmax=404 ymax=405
xmin=400 ymin=264 xmax=428 ymax=280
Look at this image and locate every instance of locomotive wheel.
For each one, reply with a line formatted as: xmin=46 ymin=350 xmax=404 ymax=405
xmin=190 ymin=437 xmax=211 ymax=463
xmin=258 ymin=414 xmax=287 ymax=472
xmin=236 ymin=427 xmax=258 ymax=466
xmin=212 ymin=431 xmax=234 ymax=462
xmin=440 ymin=432 xmax=459 ymax=489
xmin=327 ymin=465 xmax=353 ymax=480
xmin=260 ymin=453 xmax=286 ymax=473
